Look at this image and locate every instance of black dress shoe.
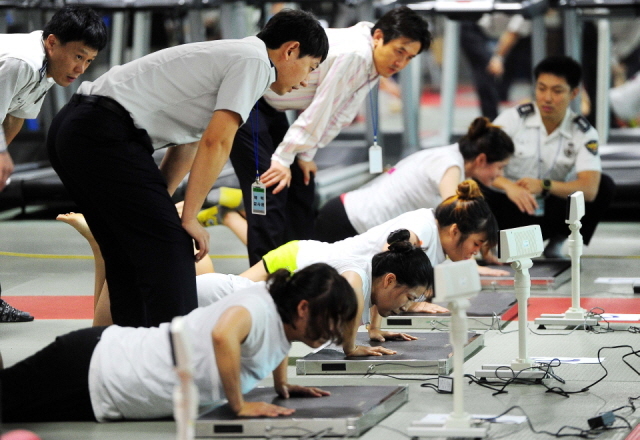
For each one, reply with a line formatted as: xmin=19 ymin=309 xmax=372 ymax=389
xmin=0 ymin=299 xmax=34 ymax=322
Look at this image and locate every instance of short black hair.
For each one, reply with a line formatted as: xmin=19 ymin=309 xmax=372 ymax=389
xmin=43 ymin=6 xmax=108 ymax=52
xmin=257 ymin=9 xmax=329 ymax=63
xmin=534 ymin=56 xmax=582 ymax=89
xmin=371 ymin=6 xmax=431 ymax=54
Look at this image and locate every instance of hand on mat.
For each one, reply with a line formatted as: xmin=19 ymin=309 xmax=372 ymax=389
xmin=237 ymin=401 xmax=295 ymax=417
xmin=276 ymin=383 xmax=330 ymax=399
xmin=477 ymin=265 xmax=509 ymax=277
xmin=345 ymin=344 xmax=396 ymax=357
xmin=405 ymin=302 xmax=449 ymax=314
xmin=369 ymin=329 xmax=417 ymax=342
xmin=182 ymin=217 xmax=210 ymax=261
xmin=261 ymin=160 xmax=291 ymax=194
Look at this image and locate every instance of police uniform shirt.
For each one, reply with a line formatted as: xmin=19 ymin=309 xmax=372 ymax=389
xmin=78 ymin=36 xmax=276 ymax=150
xmin=493 ymin=102 xmax=601 ymax=183
xmin=0 ymin=31 xmax=56 ymax=152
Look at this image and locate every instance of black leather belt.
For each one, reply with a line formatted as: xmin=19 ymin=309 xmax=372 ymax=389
xmin=71 ymin=94 xmax=130 ymax=120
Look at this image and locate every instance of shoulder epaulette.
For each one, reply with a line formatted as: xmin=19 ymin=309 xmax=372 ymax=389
xmin=573 ymin=115 xmax=591 ymax=133
xmin=516 ymin=103 xmax=535 ymax=117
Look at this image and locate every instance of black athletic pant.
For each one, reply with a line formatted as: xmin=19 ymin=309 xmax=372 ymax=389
xmin=230 ymin=99 xmax=316 ymax=266
xmin=0 ymin=326 xmax=106 ymax=423
xmin=460 ymin=22 xmax=531 ymax=120
xmin=478 ymin=174 xmax=616 ymax=245
xmin=48 ymin=96 xmax=198 ymax=327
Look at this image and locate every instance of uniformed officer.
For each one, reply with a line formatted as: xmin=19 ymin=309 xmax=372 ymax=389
xmin=480 ymin=56 xmax=615 ymax=257
xmin=0 ymin=6 xmax=107 ymax=322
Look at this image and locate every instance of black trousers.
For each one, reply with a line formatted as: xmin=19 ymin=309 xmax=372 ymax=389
xmin=460 ymin=21 xmax=532 ymax=120
xmin=1 ymin=326 xmax=106 ymax=423
xmin=47 ymin=97 xmax=198 ymax=327
xmin=314 ymin=195 xmax=359 ymax=243
xmin=230 ymin=99 xmax=316 ymax=265
xmin=479 ymin=174 xmax=616 ymax=245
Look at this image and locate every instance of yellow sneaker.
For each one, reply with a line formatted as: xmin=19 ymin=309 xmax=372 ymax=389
xmin=197 ymin=205 xmax=221 ymax=227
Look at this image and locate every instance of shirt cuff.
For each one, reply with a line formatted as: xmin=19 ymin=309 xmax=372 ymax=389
xmin=271 ymin=153 xmax=294 ymax=168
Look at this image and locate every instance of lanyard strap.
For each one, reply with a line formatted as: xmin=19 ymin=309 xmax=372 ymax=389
xmin=368 ymin=84 xmax=379 ymax=145
xmin=251 ymin=101 xmax=260 ymax=182
xmin=537 ymin=129 xmax=564 ymax=179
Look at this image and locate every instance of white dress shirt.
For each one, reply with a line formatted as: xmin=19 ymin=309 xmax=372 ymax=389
xmin=0 ymin=31 xmax=55 ymax=152
xmin=263 ymin=22 xmax=379 ymax=166
xmin=78 ymin=36 xmax=276 ymax=150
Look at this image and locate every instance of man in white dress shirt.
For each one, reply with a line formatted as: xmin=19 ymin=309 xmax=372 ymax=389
xmin=229 ymin=6 xmax=432 ymax=265
xmin=0 ymin=6 xmax=107 ymax=322
xmin=47 ymin=9 xmax=329 ymax=327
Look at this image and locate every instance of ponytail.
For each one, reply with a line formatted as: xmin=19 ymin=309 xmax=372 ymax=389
xmin=372 ymin=239 xmax=433 ymax=290
xmin=436 ymin=179 xmax=499 ymax=248
xmin=458 ymin=117 xmax=514 ymax=164
xmin=267 ymin=263 xmax=357 ymax=345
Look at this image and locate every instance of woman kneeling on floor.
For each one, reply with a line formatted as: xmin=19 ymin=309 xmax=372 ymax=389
xmin=0 ymin=263 xmax=357 ymax=423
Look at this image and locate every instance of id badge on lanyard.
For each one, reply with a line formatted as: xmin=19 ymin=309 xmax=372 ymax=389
xmin=369 ymin=143 xmax=383 ymax=173
xmin=368 ymin=80 xmax=383 ymax=174
xmin=250 ymin=102 xmax=266 ymax=215
xmin=251 ymin=180 xmax=266 ymax=215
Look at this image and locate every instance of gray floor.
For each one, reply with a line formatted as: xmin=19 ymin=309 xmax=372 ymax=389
xmin=1 ymin=216 xmax=640 ymax=439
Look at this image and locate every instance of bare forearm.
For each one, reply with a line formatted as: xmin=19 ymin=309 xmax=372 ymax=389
xmin=181 ymin=139 xmax=232 ymax=221
xmin=159 ymin=142 xmax=198 ymax=196
xmin=214 ymin=337 xmax=244 ymax=412
xmin=2 ymin=115 xmax=24 ymax=146
xmin=272 ymin=357 xmax=289 ymax=389
xmin=548 ymin=173 xmax=601 ymax=201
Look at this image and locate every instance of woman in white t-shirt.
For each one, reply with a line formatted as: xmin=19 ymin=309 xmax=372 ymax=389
xmin=242 ymin=230 xmax=434 ymax=358
xmin=0 ymin=264 xmax=357 ymax=423
xmin=314 ymin=117 xmax=514 ymax=243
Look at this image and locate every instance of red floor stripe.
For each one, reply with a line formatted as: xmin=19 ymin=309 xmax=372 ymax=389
xmin=502 ymin=297 xmax=640 ymax=322
xmin=626 ymin=422 xmax=640 ymax=440
xmin=3 ymin=296 xmax=93 ymax=320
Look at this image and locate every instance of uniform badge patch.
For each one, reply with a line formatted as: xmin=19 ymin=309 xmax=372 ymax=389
xmin=564 ymin=143 xmax=575 ymax=158
xmin=573 ymin=115 xmax=591 ymax=133
xmin=517 ymin=103 xmax=535 ymax=117
xmin=585 ymin=139 xmax=598 ymax=156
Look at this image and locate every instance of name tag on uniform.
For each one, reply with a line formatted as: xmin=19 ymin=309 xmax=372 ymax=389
xmin=251 ymin=181 xmax=266 ymax=215
xmin=369 ymin=143 xmax=383 ymax=174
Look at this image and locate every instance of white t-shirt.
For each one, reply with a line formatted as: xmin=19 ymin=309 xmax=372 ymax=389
xmin=344 ymin=144 xmax=464 ymax=234
xmin=493 ymin=103 xmax=601 ymax=182
xmin=297 ymin=208 xmax=446 ymax=270
xmin=78 ymin=36 xmax=276 ymax=149
xmin=196 ymin=273 xmax=255 ymax=307
xmin=0 ymin=31 xmax=56 ymax=152
xmin=321 ymin=257 xmax=372 ymax=325
xmin=89 ymin=282 xmax=290 ymax=421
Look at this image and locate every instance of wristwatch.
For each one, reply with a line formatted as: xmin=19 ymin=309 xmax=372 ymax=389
xmin=541 ymin=179 xmax=552 ymax=196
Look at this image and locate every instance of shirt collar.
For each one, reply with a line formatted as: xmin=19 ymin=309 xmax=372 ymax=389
xmin=39 ymin=38 xmax=47 ymax=82
xmin=527 ymin=104 xmax=573 ymax=140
